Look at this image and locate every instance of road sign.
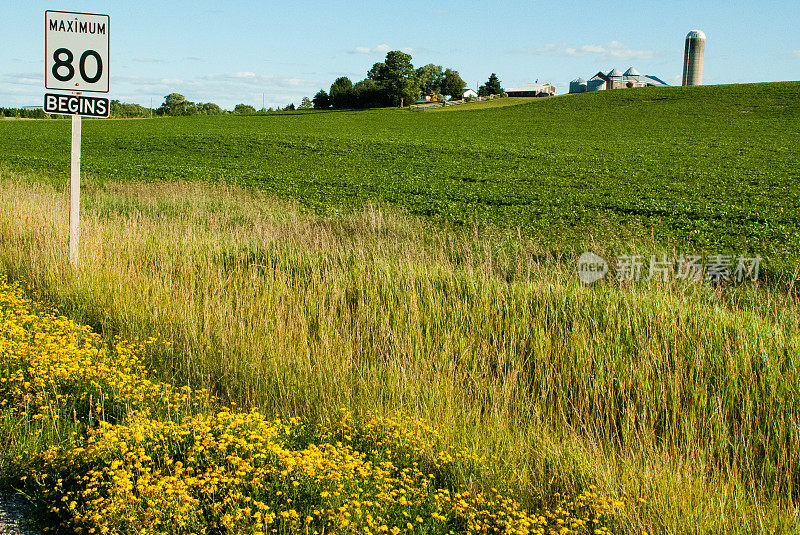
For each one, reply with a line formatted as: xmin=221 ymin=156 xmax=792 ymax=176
xmin=44 ymin=93 xmax=110 ymax=118
xmin=45 ymin=10 xmax=109 ymax=93
xmin=44 ymin=11 xmax=111 ymax=267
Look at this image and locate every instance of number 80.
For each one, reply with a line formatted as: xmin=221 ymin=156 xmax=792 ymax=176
xmin=52 ymin=47 xmax=103 ymax=84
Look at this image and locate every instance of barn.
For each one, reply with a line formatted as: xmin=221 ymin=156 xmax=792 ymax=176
xmin=505 ymin=83 xmax=556 ymax=97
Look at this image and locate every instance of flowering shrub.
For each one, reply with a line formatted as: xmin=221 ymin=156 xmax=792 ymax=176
xmin=0 ymin=278 xmax=625 ymax=534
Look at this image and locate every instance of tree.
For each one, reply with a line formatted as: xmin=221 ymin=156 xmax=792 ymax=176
xmin=111 ymin=100 xmax=151 ymax=118
xmin=298 ymin=97 xmax=313 ymax=109
xmin=416 ymin=64 xmax=443 ymax=95
xmin=478 ymin=73 xmax=503 ymax=97
xmin=353 ymin=79 xmax=388 ymax=108
xmin=284 ymin=103 xmax=296 ymax=111
xmin=329 ymin=77 xmax=355 ymax=109
xmin=157 ymin=93 xmax=196 ymax=116
xmin=368 ymin=50 xmax=420 ymax=107
xmin=197 ymin=102 xmax=223 ymax=115
xmin=233 ymin=104 xmax=256 ymax=114
xmin=440 ymin=69 xmax=467 ymax=100
xmin=312 ymin=90 xmax=331 ymax=109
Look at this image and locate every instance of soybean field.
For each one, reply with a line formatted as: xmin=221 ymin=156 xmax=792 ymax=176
xmin=2 ymin=82 xmax=799 ymax=267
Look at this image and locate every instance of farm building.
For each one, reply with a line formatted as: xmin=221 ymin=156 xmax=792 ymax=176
xmin=569 ymin=67 xmax=669 ymax=93
xmin=463 ymin=88 xmax=478 ymax=99
xmin=506 ymin=83 xmax=555 ymax=97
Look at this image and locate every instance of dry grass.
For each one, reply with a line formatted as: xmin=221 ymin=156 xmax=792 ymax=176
xmin=1 ymin=168 xmax=799 ymax=534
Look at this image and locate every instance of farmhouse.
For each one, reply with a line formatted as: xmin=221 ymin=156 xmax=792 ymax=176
xmin=463 ymin=88 xmax=478 ymax=99
xmin=506 ymin=83 xmax=555 ymax=97
xmin=569 ymin=67 xmax=669 ymax=93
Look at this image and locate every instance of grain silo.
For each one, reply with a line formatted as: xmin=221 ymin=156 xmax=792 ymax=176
xmin=586 ymin=76 xmax=606 ymax=92
xmin=569 ymin=78 xmax=587 ymax=93
xmin=682 ymin=30 xmax=705 ymax=86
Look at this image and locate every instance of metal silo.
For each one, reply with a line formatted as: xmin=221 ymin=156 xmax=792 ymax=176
xmin=682 ymin=30 xmax=705 ymax=86
xmin=587 ymin=77 xmax=606 ymax=92
xmin=569 ymin=78 xmax=587 ymax=93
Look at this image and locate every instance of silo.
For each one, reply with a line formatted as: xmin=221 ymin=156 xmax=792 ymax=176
xmin=569 ymin=78 xmax=587 ymax=93
xmin=682 ymin=30 xmax=705 ymax=86
xmin=587 ymin=77 xmax=606 ymax=92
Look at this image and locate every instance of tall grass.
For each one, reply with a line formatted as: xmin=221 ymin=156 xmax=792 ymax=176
xmin=1 ymin=168 xmax=799 ymax=534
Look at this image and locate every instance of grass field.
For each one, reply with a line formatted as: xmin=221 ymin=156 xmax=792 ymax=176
xmin=1 ymin=82 xmax=799 ymax=534
xmin=1 ymin=82 xmax=799 ymax=272
xmin=427 ymin=96 xmax=540 ymax=111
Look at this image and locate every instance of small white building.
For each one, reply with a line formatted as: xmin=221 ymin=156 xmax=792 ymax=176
xmin=462 ymin=89 xmax=478 ymax=99
xmin=505 ymin=83 xmax=556 ymax=97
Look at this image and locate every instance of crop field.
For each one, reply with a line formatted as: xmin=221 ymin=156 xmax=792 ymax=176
xmin=0 ymin=82 xmax=799 ymax=535
xmin=1 ymin=82 xmax=799 ymax=272
xmin=427 ymin=96 xmax=540 ymax=111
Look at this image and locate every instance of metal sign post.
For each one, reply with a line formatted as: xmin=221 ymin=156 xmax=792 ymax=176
xmin=69 ymin=112 xmax=81 ymax=266
xmin=44 ymin=10 xmax=110 ymax=267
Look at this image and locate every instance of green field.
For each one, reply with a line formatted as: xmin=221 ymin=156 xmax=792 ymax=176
xmin=427 ymin=96 xmax=540 ymax=111
xmin=2 ymin=83 xmax=799 ymax=269
xmin=1 ymin=82 xmax=799 ymax=534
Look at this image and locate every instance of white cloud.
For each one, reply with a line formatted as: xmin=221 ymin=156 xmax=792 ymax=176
xmin=199 ymin=73 xmax=306 ymax=88
xmin=791 ymin=50 xmax=800 ymax=58
xmin=0 ymin=68 xmax=312 ymax=111
xmin=564 ymin=44 xmax=606 ymax=56
xmin=0 ymin=73 xmax=38 ymax=83
xmin=350 ymin=44 xmax=412 ymax=55
xmin=514 ymin=41 xmax=654 ymax=61
xmin=133 ymin=57 xmax=163 ymax=63
xmin=602 ymin=41 xmax=653 ymax=60
xmin=6 ymin=86 xmax=37 ymax=94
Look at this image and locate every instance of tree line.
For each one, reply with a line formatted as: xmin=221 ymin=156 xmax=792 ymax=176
xmin=0 ymin=97 xmax=305 ymax=120
xmin=154 ymin=94 xmax=303 ymax=116
xmin=311 ymin=50 xmax=504 ymax=110
xmin=1 ymin=52 xmax=503 ymax=119
xmin=2 ymin=101 xmax=159 ymax=119
xmin=0 ymin=107 xmax=55 ymax=119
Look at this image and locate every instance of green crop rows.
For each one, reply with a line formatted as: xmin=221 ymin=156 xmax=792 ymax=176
xmin=2 ymin=82 xmax=798 ymax=266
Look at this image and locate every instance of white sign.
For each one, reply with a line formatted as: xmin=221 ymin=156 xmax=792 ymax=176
xmin=45 ymin=10 xmax=109 ymax=93
xmin=44 ymin=93 xmax=110 ymax=118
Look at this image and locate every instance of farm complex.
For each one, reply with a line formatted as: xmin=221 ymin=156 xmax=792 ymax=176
xmin=569 ymin=67 xmax=670 ymax=93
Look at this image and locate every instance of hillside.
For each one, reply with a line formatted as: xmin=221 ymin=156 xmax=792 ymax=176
xmin=426 ymin=95 xmax=540 ymax=111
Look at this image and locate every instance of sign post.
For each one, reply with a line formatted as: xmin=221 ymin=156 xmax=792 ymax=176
xmin=69 ymin=114 xmax=81 ymax=265
xmin=44 ymin=10 xmax=110 ymax=267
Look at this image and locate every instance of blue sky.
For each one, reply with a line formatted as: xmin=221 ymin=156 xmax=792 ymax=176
xmin=2 ymin=0 xmax=799 ymax=110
